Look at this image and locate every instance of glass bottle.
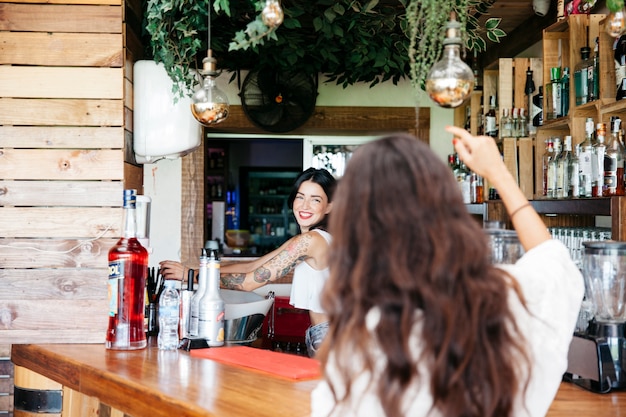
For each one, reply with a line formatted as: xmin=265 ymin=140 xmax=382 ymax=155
xmin=592 ymin=123 xmax=607 ymax=197
xmin=548 ymin=137 xmax=562 ymax=199
xmin=473 ymin=49 xmax=483 ymax=91
xmin=569 ymin=144 xmax=580 ymax=198
xmin=557 ymin=135 xmax=573 ymax=199
xmin=518 ymin=108 xmax=528 ymax=138
xmin=189 ymin=248 xmax=208 ymax=337
xmin=604 ymin=117 xmax=626 ymax=196
xmin=198 ymin=242 xmax=225 ymax=346
xmin=464 ymin=104 xmax=472 ymax=130
xmin=561 ymin=67 xmax=570 ymax=117
xmin=615 ymin=34 xmax=626 ymax=100
xmin=545 ymin=67 xmax=562 ymax=120
xmin=106 ymin=189 xmax=149 ymax=350
xmin=542 ymin=137 xmax=555 ymax=196
xmin=575 ymin=47 xmax=592 ymax=105
xmin=500 ymin=108 xmax=513 ymax=138
xmin=590 ymin=37 xmax=600 ymax=102
xmin=525 ymin=66 xmax=537 ymax=135
xmin=532 ymin=86 xmax=544 ymax=127
xmin=578 ymin=118 xmax=595 ymax=197
xmin=485 ymin=95 xmax=498 ymax=138
xmin=476 ymin=96 xmax=485 ymax=135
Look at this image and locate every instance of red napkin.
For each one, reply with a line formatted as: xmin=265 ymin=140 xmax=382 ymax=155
xmin=190 ymin=346 xmax=321 ymax=380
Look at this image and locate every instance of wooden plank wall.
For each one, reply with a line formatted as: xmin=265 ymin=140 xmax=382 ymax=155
xmin=0 ymin=0 xmax=143 ymax=413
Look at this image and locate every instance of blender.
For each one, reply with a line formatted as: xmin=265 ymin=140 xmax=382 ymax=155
xmin=566 ymin=241 xmax=626 ymax=393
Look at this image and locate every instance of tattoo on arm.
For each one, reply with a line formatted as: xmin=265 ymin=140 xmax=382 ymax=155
xmin=253 ymin=267 xmax=272 ymax=284
xmin=220 ymin=273 xmax=246 ymax=290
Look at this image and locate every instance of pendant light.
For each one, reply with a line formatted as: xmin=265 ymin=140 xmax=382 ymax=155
xmin=261 ymin=0 xmax=284 ymax=28
xmin=191 ymin=1 xmax=230 ymax=126
xmin=607 ymin=8 xmax=626 ymax=37
xmin=425 ymin=12 xmax=474 ymax=108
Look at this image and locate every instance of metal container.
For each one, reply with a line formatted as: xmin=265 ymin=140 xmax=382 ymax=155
xmin=221 ymin=289 xmax=275 ymax=344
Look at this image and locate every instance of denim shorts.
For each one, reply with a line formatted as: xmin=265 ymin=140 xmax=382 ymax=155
xmin=305 ymin=321 xmax=329 ymax=357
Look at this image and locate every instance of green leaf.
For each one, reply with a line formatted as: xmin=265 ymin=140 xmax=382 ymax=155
xmin=485 ymin=17 xmax=502 ymax=30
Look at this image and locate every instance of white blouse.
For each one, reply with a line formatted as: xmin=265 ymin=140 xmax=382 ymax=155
xmin=289 ymin=229 xmax=331 ymax=314
xmin=311 ymin=239 xmax=585 ymax=417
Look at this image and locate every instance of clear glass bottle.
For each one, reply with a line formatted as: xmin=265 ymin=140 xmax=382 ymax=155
xmin=575 ymin=47 xmax=592 ymax=105
xmin=189 ymin=248 xmax=208 ymax=337
xmin=476 ymin=96 xmax=485 ymax=135
xmin=557 ymin=135 xmax=573 ymax=199
xmin=542 ymin=137 xmax=555 ymax=196
xmin=106 ymin=189 xmax=148 ymax=350
xmin=545 ymin=67 xmax=562 ymax=120
xmin=592 ymin=123 xmax=607 ymax=197
xmin=578 ymin=118 xmax=595 ymax=197
xmin=569 ymin=144 xmax=580 ymax=198
xmin=548 ymin=137 xmax=562 ymax=199
xmin=590 ymin=37 xmax=600 ymax=102
xmin=198 ymin=242 xmax=225 ymax=346
xmin=158 ymin=280 xmax=180 ymax=351
xmin=500 ymin=108 xmax=513 ymax=138
xmin=604 ymin=117 xmax=626 ymax=196
xmin=518 ymin=108 xmax=528 ymax=138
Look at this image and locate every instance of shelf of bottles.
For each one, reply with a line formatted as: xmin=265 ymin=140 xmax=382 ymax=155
xmin=242 ymin=170 xmax=300 ymax=253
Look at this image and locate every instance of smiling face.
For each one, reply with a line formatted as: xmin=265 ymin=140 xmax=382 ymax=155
xmin=292 ymin=179 xmax=332 ymax=232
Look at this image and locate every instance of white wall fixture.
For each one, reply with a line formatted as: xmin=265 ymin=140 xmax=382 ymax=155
xmin=533 ymin=0 xmax=550 ymax=16
xmin=133 ymin=60 xmax=202 ymax=163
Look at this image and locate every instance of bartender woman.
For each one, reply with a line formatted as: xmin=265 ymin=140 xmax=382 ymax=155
xmin=160 ymin=167 xmax=337 ymax=357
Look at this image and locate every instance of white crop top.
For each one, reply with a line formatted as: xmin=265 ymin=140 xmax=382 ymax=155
xmin=289 ymin=229 xmax=332 ymax=314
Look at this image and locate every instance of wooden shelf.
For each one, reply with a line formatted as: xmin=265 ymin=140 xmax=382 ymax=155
xmin=529 ymin=198 xmax=612 ymax=216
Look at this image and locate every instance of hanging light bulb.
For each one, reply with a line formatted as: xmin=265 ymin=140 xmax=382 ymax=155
xmin=607 ymin=8 xmax=626 ymax=37
xmin=262 ymin=0 xmax=284 ymax=28
xmin=191 ymin=2 xmax=230 ymax=126
xmin=425 ymin=12 xmax=474 ymax=108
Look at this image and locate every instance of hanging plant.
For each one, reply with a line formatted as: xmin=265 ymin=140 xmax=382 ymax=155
xmin=406 ymin=0 xmax=505 ymax=92
xmin=144 ymin=0 xmax=505 ymax=98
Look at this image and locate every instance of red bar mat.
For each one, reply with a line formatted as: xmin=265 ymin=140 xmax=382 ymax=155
xmin=190 ymin=346 xmax=321 ymax=380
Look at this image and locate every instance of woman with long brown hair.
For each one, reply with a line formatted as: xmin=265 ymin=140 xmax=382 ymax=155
xmin=312 ymin=127 xmax=584 ymax=417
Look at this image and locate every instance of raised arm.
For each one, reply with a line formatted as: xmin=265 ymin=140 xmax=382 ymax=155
xmin=445 ymin=125 xmax=551 ymax=252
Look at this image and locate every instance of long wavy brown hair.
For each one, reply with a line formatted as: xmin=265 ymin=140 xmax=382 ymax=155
xmin=318 ymin=134 xmax=530 ymax=417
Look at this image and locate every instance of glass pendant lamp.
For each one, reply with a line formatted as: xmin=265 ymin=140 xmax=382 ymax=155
xmin=262 ymin=0 xmax=284 ymax=28
xmin=191 ymin=1 xmax=230 ymax=126
xmin=425 ymin=12 xmax=474 ymax=108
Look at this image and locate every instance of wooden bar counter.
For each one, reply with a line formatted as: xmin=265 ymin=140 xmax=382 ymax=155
xmin=10 ymin=343 xmax=626 ymax=416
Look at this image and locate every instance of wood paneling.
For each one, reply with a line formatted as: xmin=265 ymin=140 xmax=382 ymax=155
xmin=0 ymin=239 xmax=116 ymax=268
xmin=0 ymin=181 xmax=122 ymax=206
xmin=0 ymin=67 xmax=124 ymax=99
xmin=0 ymin=149 xmax=124 ymax=180
xmin=0 ymin=33 xmax=123 ymax=66
xmin=0 ymin=126 xmax=124 ymax=148
xmin=0 ymin=99 xmax=124 ymax=126
xmin=0 ymin=3 xmax=122 ymax=33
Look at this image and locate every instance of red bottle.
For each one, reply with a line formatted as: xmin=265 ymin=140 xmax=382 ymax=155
xmin=106 ymin=189 xmax=148 ymax=350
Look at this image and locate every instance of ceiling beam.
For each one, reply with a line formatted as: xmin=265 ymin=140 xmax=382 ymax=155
xmin=483 ymin=5 xmax=557 ymax=69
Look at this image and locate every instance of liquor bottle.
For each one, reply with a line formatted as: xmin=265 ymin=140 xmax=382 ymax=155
xmin=532 ymin=86 xmax=544 ymax=127
xmin=485 ymin=95 xmax=498 ymax=138
xmin=518 ymin=108 xmax=528 ymax=138
xmin=592 ymin=123 xmax=607 ymax=197
xmin=575 ymin=47 xmax=592 ymax=105
xmin=472 ymin=49 xmax=483 ymax=91
xmin=525 ymin=67 xmax=537 ymax=135
xmin=500 ymin=108 xmax=513 ymax=138
xmin=545 ymin=67 xmax=562 ymax=120
xmin=557 ymin=135 xmax=573 ymax=199
xmin=615 ymin=34 xmax=626 ymax=100
xmin=189 ymin=248 xmax=208 ymax=337
xmin=158 ymin=280 xmax=180 ymax=351
xmin=476 ymin=96 xmax=485 ymax=135
xmin=569 ymin=144 xmax=580 ymax=198
xmin=464 ymin=105 xmax=471 ymax=130
xmin=590 ymin=37 xmax=600 ymax=102
xmin=542 ymin=138 xmax=555 ymax=196
xmin=512 ymin=108 xmax=521 ymax=137
xmin=578 ymin=118 xmax=595 ymax=197
xmin=561 ymin=67 xmax=570 ymax=117
xmin=604 ymin=117 xmax=626 ymax=196
xmin=547 ymin=137 xmax=562 ymax=198
xmin=106 ymin=189 xmax=149 ymax=350
xmin=198 ymin=241 xmax=225 ymax=346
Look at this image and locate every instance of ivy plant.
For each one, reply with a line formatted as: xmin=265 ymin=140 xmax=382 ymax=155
xmin=143 ymin=0 xmax=505 ymax=98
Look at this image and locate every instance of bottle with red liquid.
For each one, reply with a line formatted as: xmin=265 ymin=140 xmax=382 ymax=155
xmin=106 ymin=189 xmax=148 ymax=350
